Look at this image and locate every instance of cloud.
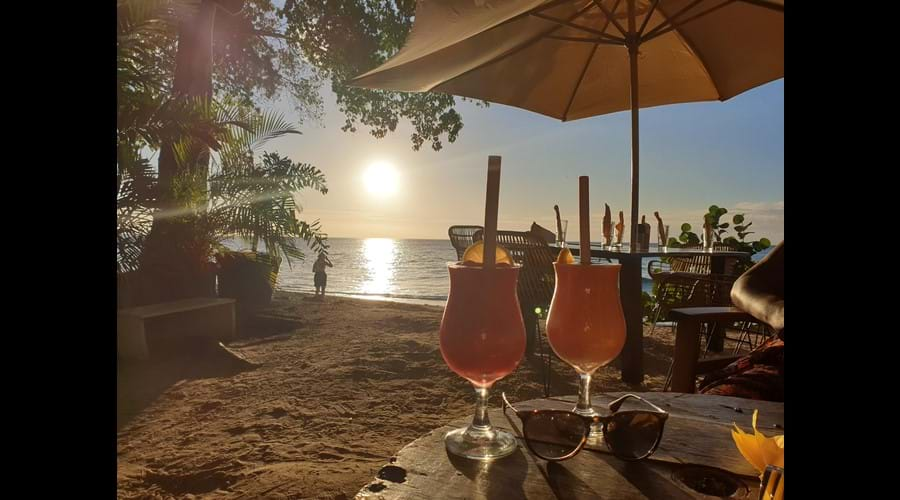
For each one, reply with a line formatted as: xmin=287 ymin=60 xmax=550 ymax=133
xmin=734 ymin=201 xmax=784 ymax=212
xmin=731 ymin=201 xmax=784 ymax=242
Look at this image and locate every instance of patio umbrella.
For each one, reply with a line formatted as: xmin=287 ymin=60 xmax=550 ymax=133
xmin=351 ymin=0 xmax=784 ymax=244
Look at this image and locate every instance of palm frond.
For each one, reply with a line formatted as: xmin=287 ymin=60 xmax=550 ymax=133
xmin=117 ymin=0 xmax=199 ymax=37
xmin=217 ymin=109 xmax=300 ymax=172
xmin=208 ymin=151 xmax=329 ymax=268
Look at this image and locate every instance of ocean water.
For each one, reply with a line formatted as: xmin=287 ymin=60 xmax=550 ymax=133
xmin=232 ymin=238 xmax=772 ymax=306
xmin=275 ymin=238 xmax=455 ymax=304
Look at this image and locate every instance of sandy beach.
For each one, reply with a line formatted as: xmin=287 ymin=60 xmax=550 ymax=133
xmin=117 ymin=291 xmax=686 ymax=499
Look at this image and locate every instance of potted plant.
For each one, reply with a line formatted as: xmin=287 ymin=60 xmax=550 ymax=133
xmin=117 ymin=90 xmax=329 ymax=310
xmin=667 ymin=205 xmax=772 ymax=273
xmin=210 ymin=148 xmax=329 ymax=312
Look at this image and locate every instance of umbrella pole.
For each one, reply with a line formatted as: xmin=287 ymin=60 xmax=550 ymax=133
xmin=627 ymin=1 xmax=640 ymax=248
xmin=628 ymin=44 xmax=640 ymax=248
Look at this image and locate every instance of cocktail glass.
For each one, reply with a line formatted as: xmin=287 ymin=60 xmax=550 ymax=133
xmin=545 ymin=263 xmax=626 ymax=443
xmin=439 ymin=263 xmax=526 ymax=460
xmin=556 ymin=220 xmax=568 ymax=249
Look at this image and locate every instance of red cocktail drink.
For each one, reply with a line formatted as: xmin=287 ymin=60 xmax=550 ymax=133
xmin=440 ymin=263 xmax=526 ymax=387
xmin=439 ymin=261 xmax=525 ymax=460
xmin=546 ymin=262 xmax=626 ymax=441
xmin=546 ymin=263 xmax=626 ymax=374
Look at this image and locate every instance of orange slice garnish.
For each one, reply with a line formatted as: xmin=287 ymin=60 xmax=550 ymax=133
xmin=462 ymin=241 xmax=514 ymax=266
xmin=556 ymin=247 xmax=575 ymax=264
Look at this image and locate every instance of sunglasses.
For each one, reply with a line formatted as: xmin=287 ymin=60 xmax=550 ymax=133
xmin=501 ymin=392 xmax=669 ymax=462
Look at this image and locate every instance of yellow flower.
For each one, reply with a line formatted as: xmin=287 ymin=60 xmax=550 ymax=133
xmin=732 ymin=410 xmax=784 ymax=499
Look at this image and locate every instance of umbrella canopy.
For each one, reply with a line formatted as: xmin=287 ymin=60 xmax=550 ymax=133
xmin=351 ymin=0 xmax=784 ymax=243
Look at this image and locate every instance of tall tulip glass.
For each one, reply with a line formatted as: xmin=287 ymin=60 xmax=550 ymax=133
xmin=439 ymin=263 xmax=526 ymax=460
xmin=546 ymin=263 xmax=626 ymax=443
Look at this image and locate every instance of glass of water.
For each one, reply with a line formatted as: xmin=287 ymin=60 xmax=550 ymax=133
xmin=557 ymin=220 xmax=568 ymax=248
xmin=759 ymin=465 xmax=783 ymax=500
xmin=658 ymin=225 xmax=670 ymax=250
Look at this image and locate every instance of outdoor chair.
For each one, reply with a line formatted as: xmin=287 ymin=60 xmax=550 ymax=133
xmin=658 ymin=272 xmax=773 ymax=391
xmin=646 ymin=241 xmax=742 ymax=338
xmin=666 ymin=238 xmax=783 ymax=399
xmin=647 ymin=272 xmax=736 ymax=337
xmin=667 ymin=307 xmax=753 ymax=393
xmin=495 ymin=230 xmax=557 ymax=357
xmin=667 ymin=242 xmax=784 ymax=401
xmin=647 ymin=242 xmax=739 ymax=280
xmin=730 ymin=321 xmax=774 ymax=354
xmin=448 ymin=225 xmax=484 ymax=260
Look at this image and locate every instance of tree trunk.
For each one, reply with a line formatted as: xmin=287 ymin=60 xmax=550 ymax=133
xmin=139 ymin=0 xmax=219 ymax=305
xmin=157 ymin=0 xmax=216 ymax=199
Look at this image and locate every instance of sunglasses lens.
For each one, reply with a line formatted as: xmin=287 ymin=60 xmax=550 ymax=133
xmin=522 ymin=411 xmax=586 ymax=460
xmin=604 ymin=412 xmax=664 ymax=460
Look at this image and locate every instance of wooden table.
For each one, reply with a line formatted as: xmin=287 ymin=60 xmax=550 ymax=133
xmin=358 ymin=393 xmax=782 ymax=499
xmin=566 ymin=245 xmax=750 ymax=384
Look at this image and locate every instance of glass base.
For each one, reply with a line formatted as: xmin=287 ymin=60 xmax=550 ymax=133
xmin=573 ymin=406 xmax=605 ymax=446
xmin=586 ymin=423 xmax=605 ymax=447
xmin=444 ymin=426 xmax=518 ymax=461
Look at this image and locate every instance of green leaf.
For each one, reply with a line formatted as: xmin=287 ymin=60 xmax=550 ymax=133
xmin=719 ymin=223 xmax=729 ymax=229
xmin=759 ymin=238 xmax=771 ymax=248
xmin=708 ymin=205 xmax=719 ymax=214
xmin=681 ymin=223 xmax=691 ymax=232
xmin=733 ymin=214 xmax=745 ymax=224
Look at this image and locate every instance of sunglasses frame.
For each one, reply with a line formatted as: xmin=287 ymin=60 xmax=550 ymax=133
xmin=502 ymin=392 xmax=669 ymax=462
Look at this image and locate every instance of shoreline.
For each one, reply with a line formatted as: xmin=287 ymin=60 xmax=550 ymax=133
xmin=277 ymin=288 xmax=447 ymax=307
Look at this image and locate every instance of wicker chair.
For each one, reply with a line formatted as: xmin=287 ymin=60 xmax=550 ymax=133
xmin=448 ymin=225 xmax=484 ymax=260
xmin=657 ymin=273 xmax=742 ymax=390
xmin=495 ymin=230 xmax=557 ymax=356
xmin=649 ymin=271 xmax=738 ymax=332
xmin=684 ymin=273 xmax=772 ymax=356
xmin=646 ymin=242 xmax=742 ymax=338
xmin=647 ymin=242 xmax=739 ymax=279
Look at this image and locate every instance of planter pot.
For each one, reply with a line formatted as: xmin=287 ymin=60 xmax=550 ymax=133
xmin=216 ymin=251 xmax=281 ymax=314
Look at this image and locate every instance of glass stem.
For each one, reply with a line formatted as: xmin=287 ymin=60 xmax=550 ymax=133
xmin=471 ymin=386 xmax=492 ymax=430
xmin=576 ymin=373 xmax=593 ymax=415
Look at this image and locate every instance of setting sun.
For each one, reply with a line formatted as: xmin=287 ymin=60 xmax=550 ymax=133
xmin=362 ymin=161 xmax=400 ymax=197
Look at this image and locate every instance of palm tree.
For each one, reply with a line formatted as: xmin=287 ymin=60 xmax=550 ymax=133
xmin=117 ymin=0 xmax=328 ymax=303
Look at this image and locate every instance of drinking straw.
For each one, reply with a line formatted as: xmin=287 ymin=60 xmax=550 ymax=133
xmin=579 ymin=176 xmax=590 ymax=265
xmin=654 ymin=211 xmax=666 ymax=244
xmin=618 ymin=210 xmax=625 ymax=243
xmin=603 ymin=203 xmax=612 ymax=241
xmin=483 ymin=156 xmax=501 ymax=270
xmin=554 ymin=205 xmax=563 ymax=243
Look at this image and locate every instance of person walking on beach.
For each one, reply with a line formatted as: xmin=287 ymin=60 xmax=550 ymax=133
xmin=313 ymin=252 xmax=333 ymax=298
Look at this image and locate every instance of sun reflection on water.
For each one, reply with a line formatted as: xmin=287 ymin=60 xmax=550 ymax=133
xmin=360 ymin=238 xmax=397 ymax=296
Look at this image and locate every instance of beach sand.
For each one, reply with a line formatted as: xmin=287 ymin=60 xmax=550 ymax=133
xmin=117 ymin=291 xmax=704 ymax=499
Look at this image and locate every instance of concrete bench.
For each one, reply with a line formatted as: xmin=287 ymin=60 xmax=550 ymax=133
xmin=117 ymin=297 xmax=236 ymax=360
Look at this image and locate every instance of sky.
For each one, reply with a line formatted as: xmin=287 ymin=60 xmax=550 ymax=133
xmin=264 ymin=78 xmax=784 ymax=242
